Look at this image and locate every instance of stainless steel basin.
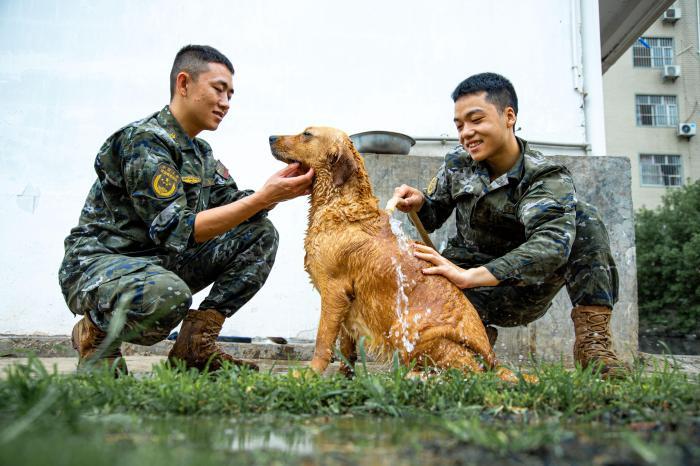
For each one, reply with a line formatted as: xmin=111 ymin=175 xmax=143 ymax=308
xmin=350 ymin=131 xmax=416 ymax=155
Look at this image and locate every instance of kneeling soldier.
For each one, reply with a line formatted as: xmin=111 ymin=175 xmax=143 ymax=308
xmin=393 ymin=72 xmax=627 ymax=377
xmin=59 ymin=45 xmax=313 ymax=374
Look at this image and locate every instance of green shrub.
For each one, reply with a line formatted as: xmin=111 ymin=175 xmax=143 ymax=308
xmin=635 ymin=179 xmax=700 ymax=333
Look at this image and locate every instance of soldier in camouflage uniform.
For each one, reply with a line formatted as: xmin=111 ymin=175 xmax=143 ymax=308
xmin=393 ymin=72 xmax=627 ymax=377
xmin=59 ymin=45 xmax=314 ymax=374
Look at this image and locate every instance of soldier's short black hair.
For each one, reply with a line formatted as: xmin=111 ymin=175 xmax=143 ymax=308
xmin=451 ymin=72 xmax=518 ymax=115
xmin=169 ymin=45 xmax=234 ymax=99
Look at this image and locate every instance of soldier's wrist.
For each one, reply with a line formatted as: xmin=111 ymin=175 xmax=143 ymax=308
xmin=248 ymin=190 xmax=275 ymax=211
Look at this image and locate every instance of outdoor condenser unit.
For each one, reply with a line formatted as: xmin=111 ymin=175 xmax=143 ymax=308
xmin=663 ymin=65 xmax=681 ymax=80
xmin=663 ymin=8 xmax=681 ymax=23
xmin=677 ymin=122 xmax=697 ymax=138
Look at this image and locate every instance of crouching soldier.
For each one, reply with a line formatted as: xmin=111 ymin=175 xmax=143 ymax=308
xmin=58 ymin=45 xmax=313 ymax=374
xmin=393 ymin=72 xmax=628 ymax=377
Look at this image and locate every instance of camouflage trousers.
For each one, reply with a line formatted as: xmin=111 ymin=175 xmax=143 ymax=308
xmin=443 ymin=204 xmax=619 ymax=327
xmin=58 ymin=217 xmax=278 ymax=345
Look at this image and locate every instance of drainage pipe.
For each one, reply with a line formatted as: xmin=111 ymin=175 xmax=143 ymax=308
xmin=579 ymin=0 xmax=607 ymax=156
xmin=697 ymin=0 xmax=700 ymax=56
xmin=412 ymin=137 xmax=590 ymax=151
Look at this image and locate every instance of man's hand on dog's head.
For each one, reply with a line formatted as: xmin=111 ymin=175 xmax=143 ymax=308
xmin=392 ymin=184 xmax=425 ymax=213
xmin=259 ymin=163 xmax=315 ymax=207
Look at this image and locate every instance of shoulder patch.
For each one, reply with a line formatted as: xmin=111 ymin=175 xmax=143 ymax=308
xmin=216 ymin=160 xmax=230 ymax=179
xmin=426 ymin=176 xmax=438 ymax=196
xmin=152 ymin=164 xmax=180 ymax=198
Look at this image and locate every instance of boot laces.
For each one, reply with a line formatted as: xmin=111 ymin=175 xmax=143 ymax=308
xmin=578 ymin=313 xmax=617 ymax=359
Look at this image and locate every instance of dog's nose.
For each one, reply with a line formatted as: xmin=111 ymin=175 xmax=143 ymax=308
xmin=269 ymin=135 xmax=278 ymax=144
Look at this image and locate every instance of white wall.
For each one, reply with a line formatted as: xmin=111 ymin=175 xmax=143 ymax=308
xmin=0 ymin=0 xmax=595 ymax=337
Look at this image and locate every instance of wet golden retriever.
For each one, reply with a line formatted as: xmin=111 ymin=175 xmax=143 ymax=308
xmin=270 ymin=127 xmax=517 ymax=380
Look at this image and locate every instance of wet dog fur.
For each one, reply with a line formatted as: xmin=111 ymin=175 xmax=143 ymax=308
xmin=270 ymin=127 xmax=518 ymax=379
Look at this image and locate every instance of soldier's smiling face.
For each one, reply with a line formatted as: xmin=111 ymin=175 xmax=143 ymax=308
xmin=453 ymin=92 xmax=516 ymax=163
xmin=184 ymin=62 xmax=234 ymax=134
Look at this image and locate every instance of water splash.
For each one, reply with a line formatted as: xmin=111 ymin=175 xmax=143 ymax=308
xmin=389 ymin=216 xmax=411 ymax=254
xmin=391 ymin=257 xmax=415 ymax=354
xmin=388 ymin=215 xmax=416 ymax=354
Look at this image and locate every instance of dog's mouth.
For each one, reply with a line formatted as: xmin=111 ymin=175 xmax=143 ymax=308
xmin=271 ymin=149 xmax=311 ymax=174
xmin=271 ymin=149 xmax=300 ymax=165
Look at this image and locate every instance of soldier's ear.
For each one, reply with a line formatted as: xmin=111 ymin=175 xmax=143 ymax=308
xmin=505 ymin=107 xmax=517 ymax=129
xmin=175 ymin=72 xmax=190 ymax=98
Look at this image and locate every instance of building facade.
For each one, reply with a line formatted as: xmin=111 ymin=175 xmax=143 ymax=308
xmin=604 ymin=0 xmax=700 ymax=209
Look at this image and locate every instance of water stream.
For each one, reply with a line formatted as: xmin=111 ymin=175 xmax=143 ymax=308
xmin=389 ymin=216 xmax=416 ymax=354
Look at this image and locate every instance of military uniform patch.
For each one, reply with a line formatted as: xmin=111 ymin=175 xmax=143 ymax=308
xmin=427 ymin=176 xmax=438 ymax=196
xmin=181 ymin=176 xmax=202 ymax=184
xmin=152 ymin=164 xmax=179 ymax=198
xmin=216 ymin=160 xmax=230 ymax=179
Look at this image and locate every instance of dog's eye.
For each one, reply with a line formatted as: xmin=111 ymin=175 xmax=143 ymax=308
xmin=303 ymin=131 xmax=313 ymax=138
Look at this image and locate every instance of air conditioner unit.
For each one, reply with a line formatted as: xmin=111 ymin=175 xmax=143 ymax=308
xmin=663 ymin=64 xmax=681 ymax=79
xmin=678 ymin=122 xmax=696 ymax=137
xmin=663 ymin=7 xmax=681 ymax=22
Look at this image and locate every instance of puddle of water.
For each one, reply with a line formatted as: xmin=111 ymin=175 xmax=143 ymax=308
xmin=2 ymin=414 xmax=699 ymax=466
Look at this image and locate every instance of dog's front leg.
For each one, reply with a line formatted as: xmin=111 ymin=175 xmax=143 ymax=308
xmin=338 ymin=325 xmax=357 ymax=378
xmin=310 ymin=283 xmax=352 ymax=374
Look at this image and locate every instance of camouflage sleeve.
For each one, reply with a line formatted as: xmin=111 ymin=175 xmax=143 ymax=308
xmin=122 ymin=132 xmax=196 ymax=253
xmin=416 ymin=163 xmax=455 ymax=232
xmin=208 ymin=159 xmax=256 ymax=208
xmin=483 ymin=168 xmax=577 ymax=286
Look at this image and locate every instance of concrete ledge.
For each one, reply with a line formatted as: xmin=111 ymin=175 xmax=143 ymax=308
xmin=0 ymin=335 xmax=315 ymax=361
xmin=3 ymin=336 xmax=699 ymax=377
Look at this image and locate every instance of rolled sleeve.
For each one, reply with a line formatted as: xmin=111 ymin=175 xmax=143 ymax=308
xmin=209 ymin=176 xmax=255 ymax=208
xmin=123 ymin=133 xmax=197 ymax=253
xmin=484 ymin=171 xmax=577 ymax=286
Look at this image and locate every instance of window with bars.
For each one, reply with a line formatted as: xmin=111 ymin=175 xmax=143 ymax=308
xmin=640 ymin=154 xmax=683 ymax=187
xmin=633 ymin=37 xmax=674 ymax=67
xmin=635 ymin=95 xmax=678 ymax=126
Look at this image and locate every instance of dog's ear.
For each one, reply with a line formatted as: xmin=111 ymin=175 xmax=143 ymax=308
xmin=329 ymin=141 xmax=358 ymax=187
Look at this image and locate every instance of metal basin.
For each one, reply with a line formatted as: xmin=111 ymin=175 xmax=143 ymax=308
xmin=350 ymin=131 xmax=416 ymax=155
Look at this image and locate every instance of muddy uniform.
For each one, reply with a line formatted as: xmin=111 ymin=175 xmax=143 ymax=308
xmin=417 ymin=138 xmax=618 ymax=327
xmin=58 ymin=106 xmax=278 ymax=345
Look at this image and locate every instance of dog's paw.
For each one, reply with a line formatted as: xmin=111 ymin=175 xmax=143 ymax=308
xmin=339 ymin=363 xmax=356 ymax=379
xmin=289 ymin=366 xmax=321 ymax=380
xmin=495 ymin=366 xmax=538 ymax=384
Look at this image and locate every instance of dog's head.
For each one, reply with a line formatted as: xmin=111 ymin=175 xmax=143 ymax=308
xmin=269 ymin=127 xmax=358 ymax=187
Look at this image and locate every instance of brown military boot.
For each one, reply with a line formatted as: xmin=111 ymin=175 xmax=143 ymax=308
xmin=71 ymin=315 xmax=128 ymax=376
xmin=168 ymin=309 xmax=259 ymax=372
xmin=571 ymin=305 xmax=629 ymax=378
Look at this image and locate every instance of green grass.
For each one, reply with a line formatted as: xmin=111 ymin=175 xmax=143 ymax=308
xmin=0 ymin=357 xmax=698 ymax=465
xmin=1 ymin=356 xmax=698 ymax=421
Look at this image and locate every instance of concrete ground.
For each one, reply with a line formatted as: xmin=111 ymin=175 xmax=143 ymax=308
xmin=1 ymin=354 xmax=698 ymax=379
xmin=0 ymin=356 xmax=390 ymax=378
xmin=0 ymin=356 xmax=299 ymax=375
xmin=1 ymin=334 xmax=698 ymax=377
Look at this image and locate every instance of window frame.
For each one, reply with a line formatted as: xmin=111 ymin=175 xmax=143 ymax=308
xmin=635 ymin=94 xmax=679 ymax=127
xmin=639 ymin=153 xmax=684 ymax=188
xmin=632 ymin=37 xmax=675 ymax=68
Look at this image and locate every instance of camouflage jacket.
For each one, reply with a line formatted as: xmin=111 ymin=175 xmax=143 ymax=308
xmin=62 ymin=106 xmax=254 ymax=264
xmin=417 ymin=138 xmax=578 ymax=286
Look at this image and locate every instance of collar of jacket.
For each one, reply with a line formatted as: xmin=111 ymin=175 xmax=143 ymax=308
xmin=156 ymin=105 xmax=198 ymax=152
xmin=470 ymin=135 xmax=528 ymax=185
